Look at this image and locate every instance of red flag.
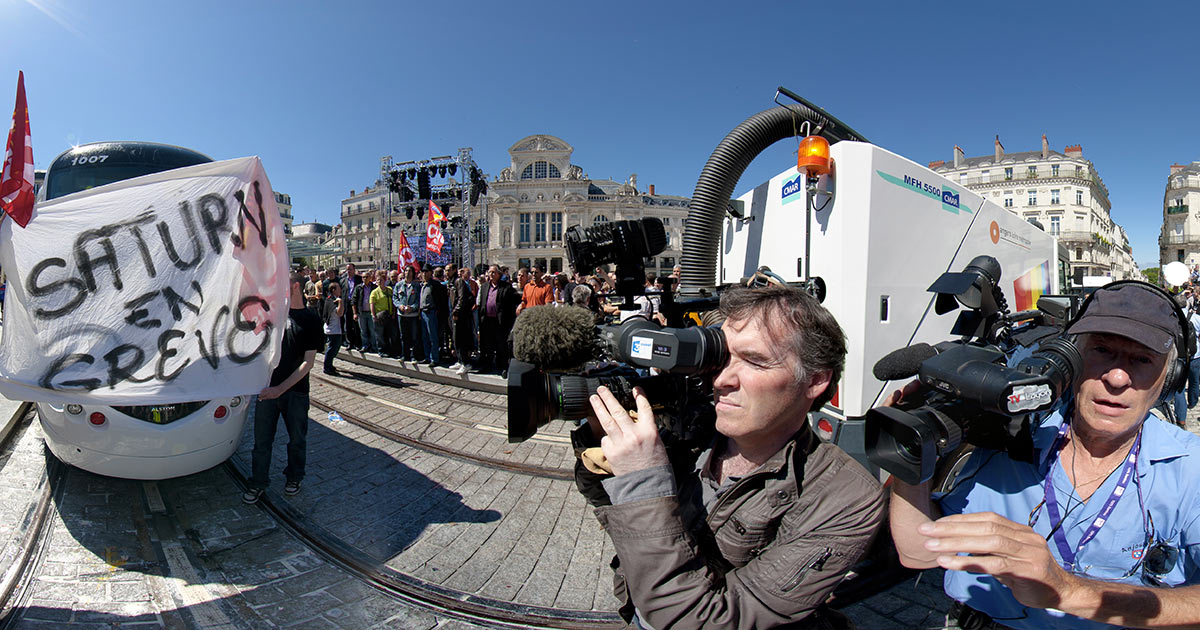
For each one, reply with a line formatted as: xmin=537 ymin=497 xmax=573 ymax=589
xmin=428 ymin=199 xmax=445 ymax=223
xmin=426 ymin=220 xmax=445 ymax=253
xmin=397 ymin=231 xmax=420 ymax=272
xmin=0 ymin=72 xmax=34 ymax=227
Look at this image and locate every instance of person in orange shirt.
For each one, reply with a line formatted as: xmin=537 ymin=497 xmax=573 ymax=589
xmin=516 ymin=265 xmax=553 ymax=314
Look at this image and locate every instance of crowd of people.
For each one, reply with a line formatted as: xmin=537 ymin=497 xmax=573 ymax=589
xmin=301 ymin=261 xmax=683 ymax=377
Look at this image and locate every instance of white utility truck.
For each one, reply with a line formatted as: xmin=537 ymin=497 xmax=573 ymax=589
xmin=718 ymin=141 xmax=1069 ymax=467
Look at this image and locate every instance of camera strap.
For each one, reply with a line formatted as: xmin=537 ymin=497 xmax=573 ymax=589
xmin=1042 ymin=419 xmax=1141 ymax=571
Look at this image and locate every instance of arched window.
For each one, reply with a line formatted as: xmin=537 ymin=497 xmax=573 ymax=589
xmin=593 ymin=214 xmax=610 ymax=225
xmin=519 ymin=161 xmax=561 ymax=180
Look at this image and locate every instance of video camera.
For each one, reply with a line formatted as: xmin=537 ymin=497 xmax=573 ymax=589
xmin=864 ymin=256 xmax=1083 ymax=485
xmin=507 ymin=217 xmax=725 ymax=447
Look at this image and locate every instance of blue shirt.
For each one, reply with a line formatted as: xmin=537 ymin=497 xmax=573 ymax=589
xmin=937 ymin=409 xmax=1200 ymax=629
xmin=1189 ymin=312 xmax=1200 ymax=360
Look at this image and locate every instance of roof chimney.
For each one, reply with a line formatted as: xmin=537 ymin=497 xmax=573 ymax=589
xmin=649 ymin=184 xmax=655 ymax=195
xmin=994 ymin=136 xmax=1004 ymax=162
xmin=954 ymin=145 xmax=965 ymax=168
xmin=1041 ymin=134 xmax=1049 ymax=159
xmin=928 ymin=160 xmax=946 ymax=169
xmin=1171 ymin=163 xmax=1187 ymax=175
xmin=350 ymin=189 xmax=356 ymax=196
xmin=1064 ymin=145 xmax=1082 ymax=158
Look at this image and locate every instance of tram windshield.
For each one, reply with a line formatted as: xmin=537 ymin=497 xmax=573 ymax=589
xmin=42 ymin=141 xmax=212 ymax=201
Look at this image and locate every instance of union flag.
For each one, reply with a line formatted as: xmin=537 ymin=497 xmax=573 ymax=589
xmin=428 ymin=199 xmax=445 ymax=223
xmin=0 ymin=72 xmax=34 ymax=227
xmin=397 ymin=231 xmax=420 ymax=272
xmin=426 ymin=220 xmax=445 ymax=253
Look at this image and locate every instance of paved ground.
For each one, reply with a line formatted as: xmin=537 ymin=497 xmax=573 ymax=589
xmin=232 ymin=376 xmax=621 ymax=614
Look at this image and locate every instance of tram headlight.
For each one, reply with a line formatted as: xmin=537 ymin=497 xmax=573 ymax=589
xmin=230 ymin=396 xmax=243 ymax=408
xmin=66 ymin=404 xmax=83 ymax=415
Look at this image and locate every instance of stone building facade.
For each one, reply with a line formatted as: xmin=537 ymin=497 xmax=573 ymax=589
xmin=335 ymin=185 xmax=389 ymax=268
xmin=1159 ymin=161 xmax=1200 ymax=269
xmin=930 ymin=136 xmax=1139 ymax=284
xmin=334 ymin=135 xmax=691 ymax=276
xmin=483 ymin=134 xmax=689 ymax=276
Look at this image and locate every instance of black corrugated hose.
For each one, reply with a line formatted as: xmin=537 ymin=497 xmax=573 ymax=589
xmin=678 ymin=103 xmax=866 ymax=297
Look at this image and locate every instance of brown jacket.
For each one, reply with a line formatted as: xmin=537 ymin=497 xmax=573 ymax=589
xmin=592 ymin=430 xmax=885 ymax=629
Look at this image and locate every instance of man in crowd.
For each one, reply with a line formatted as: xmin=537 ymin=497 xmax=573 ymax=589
xmin=516 ymin=267 xmax=530 ymax=293
xmin=353 ymin=270 xmax=379 ymax=354
xmin=433 ymin=267 xmax=452 ymax=358
xmin=386 ymin=270 xmax=403 ymax=356
xmin=244 ymin=271 xmax=324 ymax=504
xmin=342 ymin=263 xmax=361 ymax=350
xmin=476 ymin=264 xmax=517 ymax=375
xmin=578 ymin=285 xmax=885 ymax=629
xmin=304 ymin=268 xmax=322 ymax=314
xmin=370 ymin=270 xmax=395 ymax=359
xmin=1187 ymin=303 xmax=1200 ymax=411
xmin=418 ymin=264 xmax=447 ymax=366
xmin=445 ymin=263 xmax=459 ymax=358
xmin=891 ymin=281 xmax=1200 ymax=629
xmin=449 ymin=266 xmax=476 ymax=375
xmin=516 ymin=265 xmax=552 ymax=315
xmin=394 ymin=265 xmax=422 ymax=362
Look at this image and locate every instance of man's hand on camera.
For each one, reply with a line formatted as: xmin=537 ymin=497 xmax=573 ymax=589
xmin=919 ymin=511 xmax=1079 ymax=611
xmin=884 ymin=379 xmax=923 ymax=407
xmin=590 ymin=385 xmax=669 ymax=476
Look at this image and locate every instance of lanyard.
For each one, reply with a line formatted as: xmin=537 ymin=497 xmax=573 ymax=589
xmin=1042 ymin=418 xmax=1141 ymax=571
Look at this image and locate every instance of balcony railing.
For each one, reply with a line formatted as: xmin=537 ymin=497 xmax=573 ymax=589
xmin=955 ymin=169 xmax=1093 ymax=187
xmin=1162 ymin=234 xmax=1200 ymax=245
xmin=1167 ymin=205 xmax=1189 ymax=215
xmin=1056 ymin=230 xmax=1094 ymax=243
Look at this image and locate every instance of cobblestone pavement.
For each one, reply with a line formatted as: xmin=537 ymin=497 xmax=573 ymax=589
xmin=234 ymin=368 xmax=622 ymax=614
xmin=15 ymin=464 xmax=499 ymax=629
xmin=6 ymin=410 xmax=495 ymax=628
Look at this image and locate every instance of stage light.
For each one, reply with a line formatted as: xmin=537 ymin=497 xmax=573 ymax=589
xmin=405 ymin=207 xmax=414 ymax=219
xmin=448 ymin=164 xmax=456 ymax=176
xmin=438 ymin=165 xmax=447 ymax=178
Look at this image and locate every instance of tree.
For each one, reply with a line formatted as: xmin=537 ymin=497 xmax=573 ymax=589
xmin=1143 ymin=267 xmax=1160 ymax=286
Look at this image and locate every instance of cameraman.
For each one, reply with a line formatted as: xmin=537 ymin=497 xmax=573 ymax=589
xmin=890 ymin=282 xmax=1200 ymax=629
xmin=580 ymin=285 xmax=885 ymax=629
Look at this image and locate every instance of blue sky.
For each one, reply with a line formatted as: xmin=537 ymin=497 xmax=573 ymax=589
xmin=1 ymin=1 xmax=1194 ymax=269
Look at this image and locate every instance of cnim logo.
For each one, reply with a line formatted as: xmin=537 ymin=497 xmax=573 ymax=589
xmin=781 ymin=174 xmax=805 ymax=205
xmin=990 ymin=221 xmax=1000 ymax=244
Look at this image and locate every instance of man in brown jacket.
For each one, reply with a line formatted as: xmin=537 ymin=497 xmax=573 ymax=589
xmin=580 ymin=285 xmax=885 ymax=629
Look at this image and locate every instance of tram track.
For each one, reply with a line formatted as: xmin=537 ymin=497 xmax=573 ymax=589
xmin=328 ymin=365 xmax=508 ymax=413
xmin=308 ymin=386 xmax=572 ymax=481
xmin=224 ymin=460 xmax=624 ymax=629
xmin=310 ymin=370 xmax=576 ymax=481
xmin=0 ymin=404 xmax=66 ymax=628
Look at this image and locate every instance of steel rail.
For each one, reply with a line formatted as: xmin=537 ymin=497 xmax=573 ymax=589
xmin=224 ymin=460 xmax=623 ymax=629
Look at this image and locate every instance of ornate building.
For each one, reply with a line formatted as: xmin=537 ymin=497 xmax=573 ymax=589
xmin=335 ymin=185 xmax=389 ymax=268
xmin=930 ymin=136 xmax=1139 ymax=284
xmin=1159 ymin=161 xmax=1200 ymax=269
xmin=484 ymin=134 xmax=690 ymax=276
xmin=274 ymin=191 xmax=293 ymax=237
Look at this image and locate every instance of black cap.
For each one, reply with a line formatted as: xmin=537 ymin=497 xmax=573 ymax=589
xmin=1068 ymin=283 xmax=1178 ymax=354
xmin=422 ymin=263 xmax=433 ymax=272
